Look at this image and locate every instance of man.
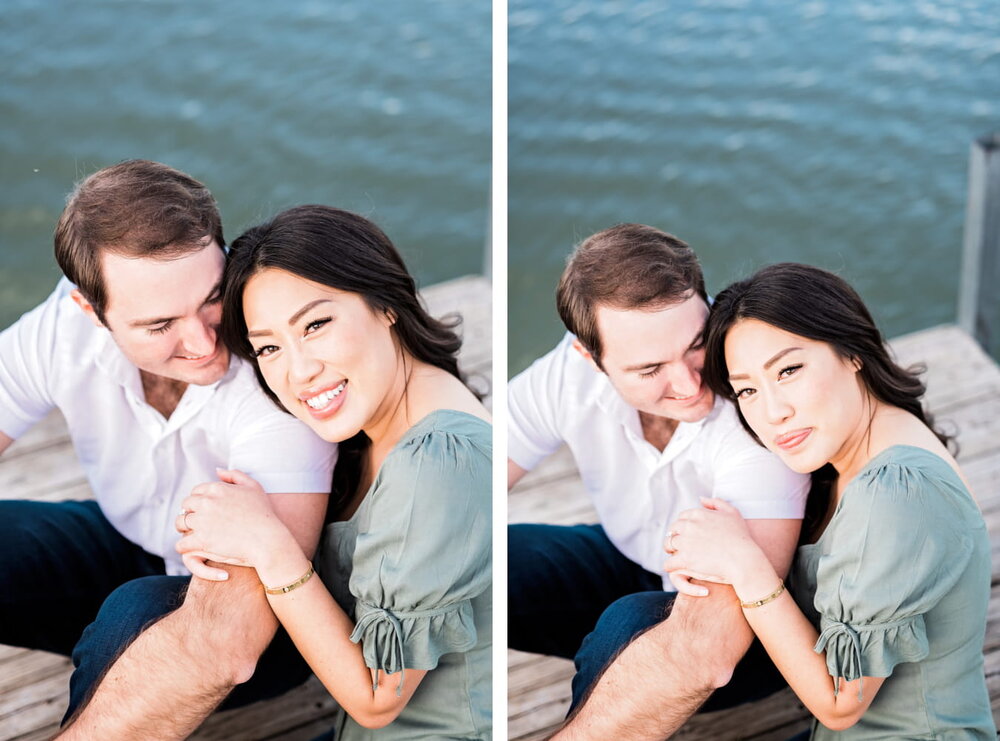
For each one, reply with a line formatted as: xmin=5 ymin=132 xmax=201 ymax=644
xmin=0 ymin=160 xmax=335 ymax=738
xmin=508 ymin=224 xmax=811 ymax=738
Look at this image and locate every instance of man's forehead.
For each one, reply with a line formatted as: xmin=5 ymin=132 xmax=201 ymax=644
xmin=101 ymin=244 xmax=223 ymax=317
xmin=596 ymin=298 xmax=708 ymax=361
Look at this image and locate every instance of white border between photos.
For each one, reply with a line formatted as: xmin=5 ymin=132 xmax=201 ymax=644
xmin=491 ymin=0 xmax=508 ymax=737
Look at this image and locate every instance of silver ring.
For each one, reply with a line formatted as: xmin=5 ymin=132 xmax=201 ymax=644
xmin=183 ymin=511 xmax=192 ymax=531
xmin=666 ymin=530 xmax=678 ymax=553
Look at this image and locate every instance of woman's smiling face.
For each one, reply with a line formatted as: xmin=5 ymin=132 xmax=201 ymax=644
xmin=724 ymin=318 xmax=870 ymax=474
xmin=243 ymin=267 xmax=402 ymax=443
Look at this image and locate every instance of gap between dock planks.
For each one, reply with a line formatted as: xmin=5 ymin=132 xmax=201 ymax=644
xmin=0 ymin=275 xmax=491 ymax=741
xmin=508 ymin=324 xmax=1000 ymax=741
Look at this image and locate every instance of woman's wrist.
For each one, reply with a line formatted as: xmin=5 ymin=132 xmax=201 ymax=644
xmin=254 ymin=530 xmax=311 ymax=588
xmin=731 ymin=548 xmax=780 ymax=603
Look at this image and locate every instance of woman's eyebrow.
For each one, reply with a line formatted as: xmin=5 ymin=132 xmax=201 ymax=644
xmin=729 ymin=346 xmax=802 ymax=381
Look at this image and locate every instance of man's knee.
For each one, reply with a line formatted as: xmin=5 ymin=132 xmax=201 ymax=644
xmin=181 ymin=567 xmax=278 ymax=683
xmin=666 ymin=592 xmax=750 ymax=689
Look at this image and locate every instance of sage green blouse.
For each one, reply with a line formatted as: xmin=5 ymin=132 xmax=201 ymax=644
xmin=790 ymin=446 xmax=994 ymax=740
xmin=316 ymin=410 xmax=492 ymax=740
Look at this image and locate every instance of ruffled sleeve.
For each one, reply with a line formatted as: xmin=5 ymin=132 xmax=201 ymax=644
xmin=812 ymin=458 xmax=974 ymax=699
xmin=348 ymin=415 xmax=491 ymax=692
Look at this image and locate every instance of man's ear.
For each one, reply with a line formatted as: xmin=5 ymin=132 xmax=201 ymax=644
xmin=69 ymin=289 xmax=105 ymax=329
xmin=571 ymin=338 xmax=603 ymax=373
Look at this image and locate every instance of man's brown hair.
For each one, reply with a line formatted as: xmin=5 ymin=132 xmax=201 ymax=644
xmin=556 ymin=223 xmax=707 ymax=367
xmin=54 ymin=159 xmax=225 ymax=324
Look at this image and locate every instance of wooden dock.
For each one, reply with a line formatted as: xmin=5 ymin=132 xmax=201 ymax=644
xmin=509 ymin=324 xmax=1000 ymax=740
xmin=0 ymin=275 xmax=491 ymax=741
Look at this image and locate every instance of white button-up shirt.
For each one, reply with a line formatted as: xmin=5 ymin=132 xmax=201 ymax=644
xmin=509 ymin=333 xmax=810 ymax=589
xmin=0 ymin=280 xmax=337 ymax=575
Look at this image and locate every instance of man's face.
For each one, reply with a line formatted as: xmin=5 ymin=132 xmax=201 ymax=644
xmin=588 ymin=294 xmax=715 ymax=423
xmin=78 ymin=242 xmax=230 ymax=385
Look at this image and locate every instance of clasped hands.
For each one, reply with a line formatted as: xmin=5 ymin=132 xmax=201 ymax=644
xmin=663 ymin=497 xmax=760 ymax=597
xmin=173 ymin=468 xmax=283 ymax=581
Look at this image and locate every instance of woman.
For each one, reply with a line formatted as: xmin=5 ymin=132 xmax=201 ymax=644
xmin=664 ymin=263 xmax=993 ymax=739
xmin=173 ymin=205 xmax=491 ymax=739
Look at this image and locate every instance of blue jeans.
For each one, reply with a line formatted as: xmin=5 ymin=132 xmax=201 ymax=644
xmin=509 ymin=523 xmax=786 ymax=713
xmin=0 ymin=500 xmax=311 ymax=723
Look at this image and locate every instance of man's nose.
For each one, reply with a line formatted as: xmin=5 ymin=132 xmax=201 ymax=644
xmin=667 ymin=362 xmax=701 ymax=398
xmin=182 ymin=317 xmax=217 ymax=357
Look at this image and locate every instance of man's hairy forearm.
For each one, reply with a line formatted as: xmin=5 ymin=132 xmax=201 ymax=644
xmin=553 ymin=586 xmax=754 ymax=740
xmin=59 ymin=565 xmax=277 ymax=740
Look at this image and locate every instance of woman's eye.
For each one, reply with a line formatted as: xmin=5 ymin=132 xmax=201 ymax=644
xmin=148 ymin=321 xmax=173 ymax=335
xmin=304 ymin=317 xmax=332 ymax=334
xmin=778 ymin=364 xmax=802 ymax=380
xmin=734 ymin=387 xmax=755 ymax=400
xmin=639 ymin=365 xmax=662 ymax=379
xmin=252 ymin=344 xmax=278 ymax=358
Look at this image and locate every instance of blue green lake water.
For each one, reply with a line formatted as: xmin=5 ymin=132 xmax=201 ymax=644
xmin=509 ymin=0 xmax=1000 ymax=375
xmin=0 ymin=0 xmax=490 ymax=329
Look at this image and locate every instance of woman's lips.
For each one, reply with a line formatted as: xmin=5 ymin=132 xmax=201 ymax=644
xmin=300 ymin=380 xmax=348 ymax=419
xmin=775 ymin=428 xmax=812 ymax=451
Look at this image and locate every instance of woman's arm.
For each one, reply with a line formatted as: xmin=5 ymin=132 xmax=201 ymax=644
xmin=255 ymin=536 xmax=428 ymax=729
xmin=730 ymin=554 xmax=885 ymax=731
xmin=175 ymin=472 xmax=427 ymax=729
xmin=666 ymin=498 xmax=885 ymax=732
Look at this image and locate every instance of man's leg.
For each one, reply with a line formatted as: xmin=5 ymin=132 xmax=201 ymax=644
xmin=509 ymin=523 xmax=662 ymax=659
xmin=570 ymin=591 xmax=786 ymax=713
xmin=58 ymin=565 xmax=307 ymax=739
xmin=555 ymin=585 xmax=788 ymax=740
xmin=64 ymin=572 xmax=313 ymax=723
xmin=0 ymin=499 xmax=164 ymax=655
xmin=571 ymin=591 xmax=674 ymax=711
xmin=66 ymin=575 xmax=189 ymax=721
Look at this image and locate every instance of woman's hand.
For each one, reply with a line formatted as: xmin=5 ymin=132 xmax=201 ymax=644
xmin=175 ymin=468 xmax=294 ymax=581
xmin=664 ymin=497 xmax=769 ymax=597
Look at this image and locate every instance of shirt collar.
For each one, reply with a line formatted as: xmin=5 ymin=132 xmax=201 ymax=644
xmin=93 ymin=327 xmax=144 ymax=399
xmin=93 ymin=327 xmax=237 ymax=413
xmin=591 ymin=376 xmax=725 ymax=453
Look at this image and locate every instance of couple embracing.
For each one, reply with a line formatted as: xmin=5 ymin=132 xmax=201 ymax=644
xmin=509 ymin=224 xmax=993 ymax=739
xmin=0 ymin=160 xmax=491 ymax=740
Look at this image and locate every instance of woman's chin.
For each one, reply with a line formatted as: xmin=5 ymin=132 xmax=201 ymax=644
xmin=301 ymin=414 xmax=363 ymax=444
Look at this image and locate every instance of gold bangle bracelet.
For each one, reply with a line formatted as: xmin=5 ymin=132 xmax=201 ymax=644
xmin=263 ymin=564 xmax=315 ymax=595
xmin=740 ymin=579 xmax=785 ymax=609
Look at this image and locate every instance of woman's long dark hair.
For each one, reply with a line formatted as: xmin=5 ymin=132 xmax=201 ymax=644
xmin=701 ymin=263 xmax=952 ymax=541
xmin=220 ymin=205 xmax=469 ymax=519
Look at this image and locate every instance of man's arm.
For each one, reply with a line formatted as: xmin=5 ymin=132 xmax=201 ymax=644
xmin=509 ymin=457 xmax=528 ymax=490
xmin=553 ymin=518 xmax=800 ymax=740
xmin=58 ymin=491 xmax=327 ymax=741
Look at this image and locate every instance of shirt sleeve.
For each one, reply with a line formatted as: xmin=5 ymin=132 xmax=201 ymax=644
xmin=226 ymin=370 xmax=337 ymax=494
xmin=811 ymin=462 xmax=974 ymax=695
xmin=348 ymin=426 xmax=491 ymax=679
xmin=711 ymin=420 xmax=810 ymax=520
xmin=0 ymin=283 xmax=64 ymax=439
xmin=507 ymin=333 xmax=573 ymax=471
